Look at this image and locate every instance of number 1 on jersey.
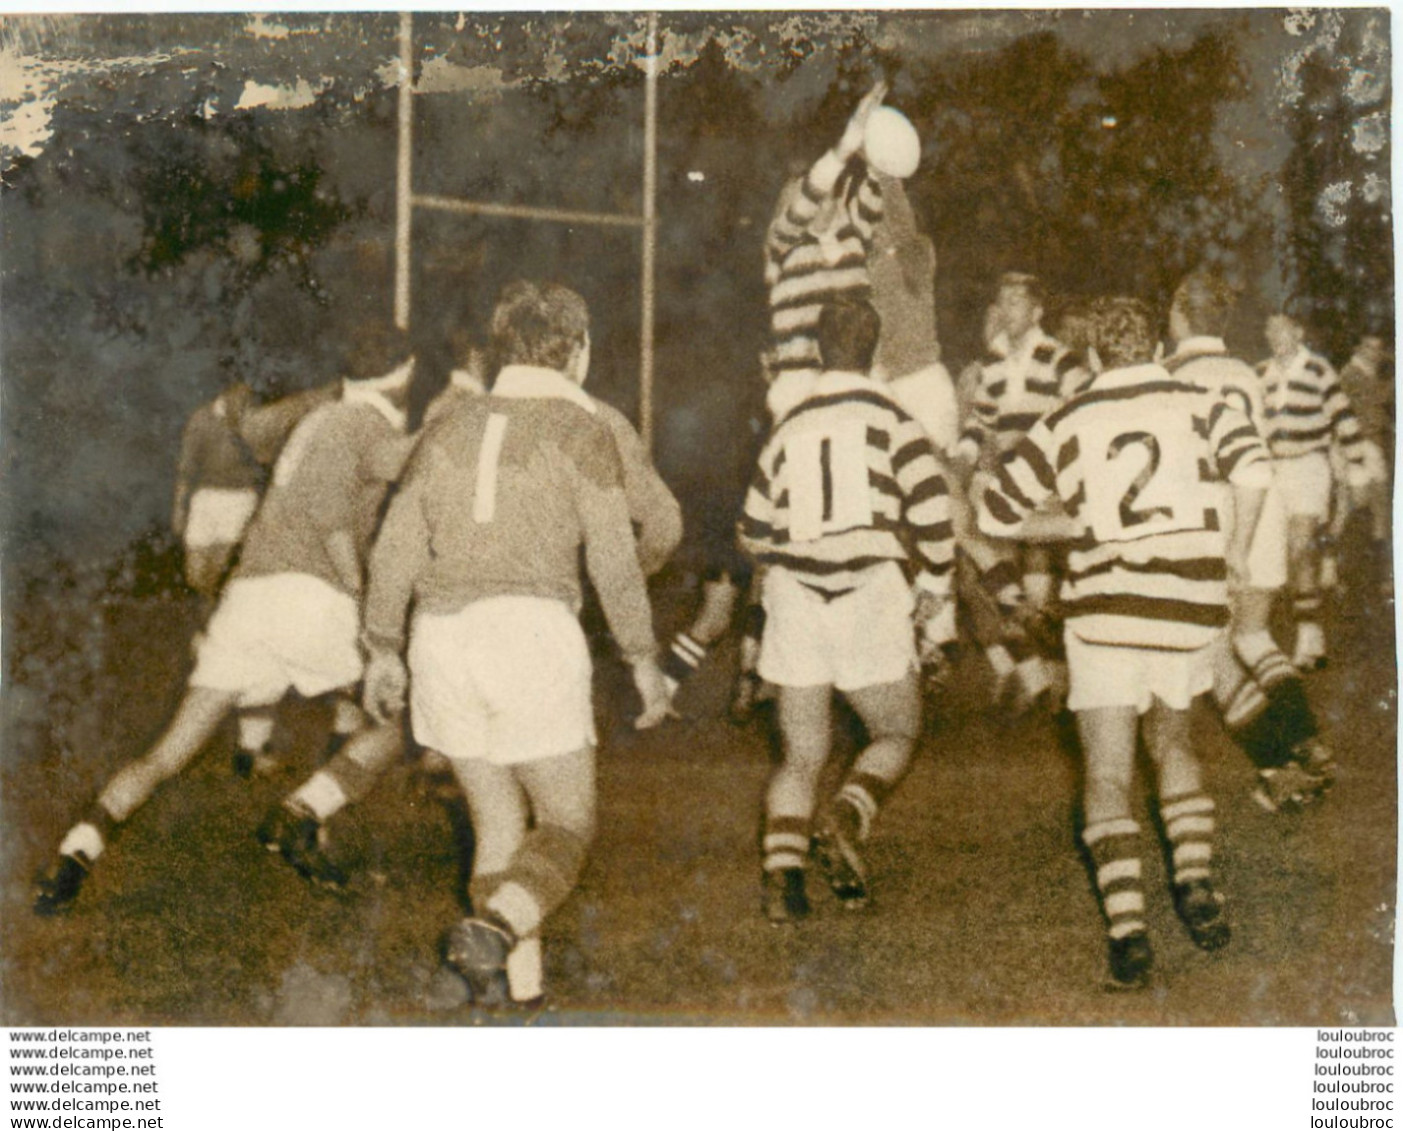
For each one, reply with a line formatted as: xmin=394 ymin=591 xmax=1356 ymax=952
xmin=785 ymin=419 xmax=872 ymax=542
xmin=473 ymin=413 xmax=509 ymax=523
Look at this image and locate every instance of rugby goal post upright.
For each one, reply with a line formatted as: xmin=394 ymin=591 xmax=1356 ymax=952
xmin=393 ymin=11 xmax=662 ymax=453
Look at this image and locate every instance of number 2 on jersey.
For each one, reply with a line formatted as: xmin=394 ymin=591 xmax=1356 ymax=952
xmin=1085 ymin=415 xmax=1206 ymax=543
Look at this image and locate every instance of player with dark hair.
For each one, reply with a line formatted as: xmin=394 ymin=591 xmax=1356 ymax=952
xmin=360 ymin=280 xmax=672 ymax=1007
xmin=956 ymin=272 xmax=1089 ymax=712
xmin=739 ymin=298 xmax=955 ymax=923
xmin=982 ymin=296 xmax=1271 ymax=987
xmin=34 ymin=320 xmax=419 ymax=914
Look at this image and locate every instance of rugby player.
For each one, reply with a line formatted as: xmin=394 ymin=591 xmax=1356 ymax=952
xmin=257 ymin=327 xmax=682 ymax=889
xmin=1256 ymin=311 xmax=1372 ymax=670
xmin=955 ymin=273 xmax=1089 ymax=712
xmin=33 ymin=321 xmax=418 ymax=915
xmin=1163 ymin=273 xmax=1333 ymax=811
xmin=982 ymin=296 xmax=1271 ymax=987
xmin=738 ymin=298 xmax=955 ymax=923
xmin=359 ymin=281 xmax=672 ymax=1007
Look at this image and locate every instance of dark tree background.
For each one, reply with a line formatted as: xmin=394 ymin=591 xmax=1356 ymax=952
xmin=1280 ymin=18 xmax=1393 ymax=362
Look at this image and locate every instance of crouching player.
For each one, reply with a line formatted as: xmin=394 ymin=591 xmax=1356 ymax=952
xmin=360 ymin=281 xmax=672 ymax=1007
xmin=33 ymin=322 xmax=419 ymax=914
xmin=739 ymin=299 xmax=955 ymax=924
xmin=981 ymin=297 xmax=1270 ymax=987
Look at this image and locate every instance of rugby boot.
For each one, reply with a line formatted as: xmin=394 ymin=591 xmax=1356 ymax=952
xmin=444 ymin=915 xmax=516 ymax=1000
xmin=811 ymin=802 xmax=869 ymax=910
xmin=1106 ymin=932 xmax=1154 ymax=989
xmin=33 ymin=854 xmax=89 ymax=916
xmin=1251 ymin=763 xmax=1324 ymax=813
xmin=1173 ymin=879 xmax=1232 ymax=952
xmin=257 ymin=805 xmax=348 ymax=892
xmin=762 ymin=867 xmax=811 ymax=925
xmin=1291 ymin=736 xmax=1337 ymax=790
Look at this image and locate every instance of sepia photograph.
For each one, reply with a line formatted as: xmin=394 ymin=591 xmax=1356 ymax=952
xmin=0 ymin=6 xmax=1395 ymax=1035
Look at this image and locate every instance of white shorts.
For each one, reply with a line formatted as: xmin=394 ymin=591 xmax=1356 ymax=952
xmin=408 ymin=596 xmax=596 ymax=766
xmin=1065 ymin=630 xmax=1216 ymax=715
xmin=191 ymin=573 xmax=362 ymax=707
xmin=1243 ymin=475 xmax=1289 ymax=592
xmin=1273 ymin=451 xmax=1333 ymax=519
xmin=184 ymin=488 xmax=259 ymax=548
xmin=758 ymin=562 xmax=916 ymax=691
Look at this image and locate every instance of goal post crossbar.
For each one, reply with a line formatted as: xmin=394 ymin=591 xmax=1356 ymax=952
xmin=394 ymin=12 xmax=661 ymax=451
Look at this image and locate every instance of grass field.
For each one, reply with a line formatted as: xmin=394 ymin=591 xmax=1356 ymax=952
xmin=1 ymin=561 xmax=1395 ymax=1027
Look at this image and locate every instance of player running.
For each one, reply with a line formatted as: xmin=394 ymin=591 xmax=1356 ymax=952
xmin=1256 ymin=311 xmax=1373 ymax=670
xmin=257 ymin=327 xmax=682 ymax=890
xmin=981 ymin=296 xmax=1271 ymax=987
xmin=739 ymin=298 xmax=955 ymax=924
xmin=1163 ymin=273 xmax=1333 ymax=811
xmin=359 ymin=281 xmax=672 ymax=1008
xmin=33 ymin=321 xmax=418 ymax=915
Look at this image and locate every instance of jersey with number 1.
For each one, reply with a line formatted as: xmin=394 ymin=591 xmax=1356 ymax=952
xmin=360 ymin=367 xmax=656 ymax=663
xmin=981 ymin=362 xmax=1272 ymax=650
xmin=738 ymin=370 xmax=955 ymax=600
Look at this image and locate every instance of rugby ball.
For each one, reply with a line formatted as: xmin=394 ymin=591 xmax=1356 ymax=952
xmin=864 ymin=106 xmax=921 ymax=179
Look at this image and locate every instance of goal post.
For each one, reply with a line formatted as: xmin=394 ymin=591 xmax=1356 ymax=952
xmin=393 ymin=12 xmax=662 ymax=452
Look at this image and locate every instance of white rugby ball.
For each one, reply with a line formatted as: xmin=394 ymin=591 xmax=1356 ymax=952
xmin=863 ymin=106 xmax=921 ymax=179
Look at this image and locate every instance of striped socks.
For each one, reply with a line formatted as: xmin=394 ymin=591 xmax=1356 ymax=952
xmin=661 ymin=631 xmax=707 ymax=693
xmin=1083 ymin=818 xmax=1146 ymax=941
xmin=762 ymin=814 xmax=811 ymax=874
xmin=833 ymin=771 xmax=895 ymax=842
xmin=1160 ymin=793 xmax=1216 ymax=888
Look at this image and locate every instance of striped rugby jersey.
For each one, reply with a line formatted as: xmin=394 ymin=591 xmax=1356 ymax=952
xmin=765 ymin=149 xmax=883 ymax=377
xmin=955 ymin=328 xmax=1089 ymax=466
xmin=981 ymin=362 xmax=1272 ymax=650
xmin=1255 ymin=346 xmax=1369 ymax=479
xmin=738 ymin=371 xmax=954 ymax=600
xmin=1163 ymin=335 xmax=1266 ymax=429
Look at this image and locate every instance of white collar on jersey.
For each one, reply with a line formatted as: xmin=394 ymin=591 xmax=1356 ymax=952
xmin=812 ymin=369 xmax=884 ymax=397
xmin=493 ymin=364 xmax=597 ymax=415
xmin=1169 ymin=335 xmax=1228 ymax=360
xmin=342 ymin=358 xmax=412 ymax=432
xmin=1083 ymin=361 xmax=1172 ymax=391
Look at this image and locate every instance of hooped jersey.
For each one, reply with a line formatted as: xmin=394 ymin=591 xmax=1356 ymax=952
xmin=956 ymin=328 xmax=1089 ymax=466
xmin=765 ymin=149 xmax=883 ymax=378
xmin=1256 ymin=346 xmax=1368 ymax=475
xmin=981 ymin=362 xmax=1272 ymax=650
xmin=738 ymin=370 xmax=954 ymax=600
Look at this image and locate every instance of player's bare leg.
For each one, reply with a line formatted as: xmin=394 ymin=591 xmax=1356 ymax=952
xmin=1076 ymin=705 xmax=1153 ymax=987
xmin=446 ymin=747 xmax=595 ymax=1007
xmin=35 ymin=685 xmax=238 ymax=914
xmin=813 ymin=672 xmax=921 ymax=909
xmin=1287 ymin=514 xmax=1327 ymax=669
xmin=761 ymin=684 xmax=832 ymax=923
xmin=1144 ymin=700 xmax=1230 ymax=952
xmin=232 ymin=707 xmax=280 ymax=779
